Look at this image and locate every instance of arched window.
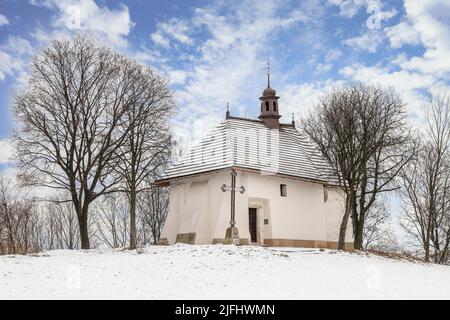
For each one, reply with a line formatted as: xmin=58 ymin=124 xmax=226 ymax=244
xmin=265 ymin=101 xmax=270 ymax=111
xmin=273 ymin=101 xmax=277 ymax=112
xmin=261 ymin=102 xmax=263 ymax=113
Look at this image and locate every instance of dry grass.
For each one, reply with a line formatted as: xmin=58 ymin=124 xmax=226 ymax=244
xmin=351 ymin=248 xmax=426 ymax=264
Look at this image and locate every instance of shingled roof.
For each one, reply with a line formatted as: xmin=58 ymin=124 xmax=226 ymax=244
xmin=157 ymin=116 xmax=339 ymax=186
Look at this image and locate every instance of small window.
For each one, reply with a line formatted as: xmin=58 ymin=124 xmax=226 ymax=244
xmin=273 ymin=101 xmax=277 ymax=112
xmin=280 ymin=184 xmax=287 ymax=197
xmin=265 ymin=101 xmax=270 ymax=111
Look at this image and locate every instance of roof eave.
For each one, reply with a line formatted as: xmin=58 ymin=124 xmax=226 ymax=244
xmin=153 ymin=165 xmax=340 ymax=188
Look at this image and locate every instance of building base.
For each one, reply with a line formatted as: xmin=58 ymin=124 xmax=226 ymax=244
xmin=263 ymin=239 xmax=354 ymax=250
xmin=160 ymin=235 xmax=354 ymax=250
xmin=224 ymin=227 xmax=240 ymax=245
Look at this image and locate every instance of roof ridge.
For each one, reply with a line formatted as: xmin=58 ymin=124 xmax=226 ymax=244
xmin=226 ymin=116 xmax=294 ymax=128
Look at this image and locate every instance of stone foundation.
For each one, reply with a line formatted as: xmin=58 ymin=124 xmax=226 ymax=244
xmin=158 ymin=238 xmax=169 ymax=245
xmin=160 ymin=236 xmax=353 ymax=250
xmin=263 ymin=238 xmax=354 ymax=250
xmin=213 ymin=238 xmax=250 ymax=245
xmin=175 ymin=233 xmax=196 ymax=244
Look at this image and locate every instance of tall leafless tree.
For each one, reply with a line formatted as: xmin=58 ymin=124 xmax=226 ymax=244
xmin=0 ymin=176 xmax=39 ymax=254
xmin=45 ymin=200 xmax=80 ymax=250
xmin=303 ymin=83 xmax=414 ymax=250
xmin=400 ymin=92 xmax=450 ymax=263
xmin=362 ymin=200 xmax=397 ymax=250
xmin=139 ymin=186 xmax=169 ymax=245
xmin=14 ymin=35 xmax=168 ymax=249
xmin=112 ymin=70 xmax=173 ymax=249
xmin=94 ymin=195 xmax=129 ymax=248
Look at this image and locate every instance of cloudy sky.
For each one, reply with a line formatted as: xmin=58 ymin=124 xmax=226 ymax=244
xmin=0 ymin=0 xmax=450 ymax=169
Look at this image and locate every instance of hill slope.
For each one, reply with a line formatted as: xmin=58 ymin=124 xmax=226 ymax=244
xmin=1 ymin=244 xmax=449 ymax=299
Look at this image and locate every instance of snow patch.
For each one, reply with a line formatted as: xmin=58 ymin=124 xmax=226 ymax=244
xmin=1 ymin=244 xmax=449 ymax=299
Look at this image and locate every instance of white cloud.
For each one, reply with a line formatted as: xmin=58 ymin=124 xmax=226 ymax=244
xmin=328 ymin=0 xmax=397 ymax=23
xmin=0 ymin=14 xmax=10 ymax=26
xmin=151 ymin=32 xmax=170 ymax=49
xmin=0 ymin=36 xmax=33 ymax=81
xmin=315 ymin=63 xmax=333 ymax=74
xmin=394 ymin=0 xmax=450 ymax=75
xmin=325 ymin=49 xmax=343 ymax=62
xmin=339 ymin=64 xmax=435 ymax=118
xmin=385 ymin=21 xmax=421 ymax=48
xmin=128 ymin=46 xmax=164 ymax=65
xmin=162 ymin=0 xmax=316 ymax=146
xmin=0 ymin=139 xmax=14 ymax=165
xmin=0 ymin=165 xmax=63 ymax=199
xmin=31 ymin=0 xmax=134 ymax=47
xmin=375 ymin=8 xmax=398 ymax=23
xmin=0 ymin=1 xmax=136 ymax=83
xmin=0 ymin=36 xmax=33 ymax=54
xmin=0 ymin=51 xmax=20 ymax=81
xmin=0 ymin=166 xmax=17 ymax=180
xmin=279 ymin=81 xmax=343 ymax=118
xmin=340 ymin=64 xmax=435 ymax=92
xmin=150 ymin=18 xmax=194 ymax=49
xmin=327 ymin=0 xmax=364 ymax=18
xmin=310 ymin=49 xmax=342 ymax=74
xmin=167 ymin=70 xmax=189 ymax=85
xmin=343 ymin=31 xmax=384 ymax=52
xmin=337 ymin=0 xmax=450 ymax=128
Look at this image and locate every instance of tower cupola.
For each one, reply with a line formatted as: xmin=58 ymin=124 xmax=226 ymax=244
xmin=258 ymin=62 xmax=281 ymax=129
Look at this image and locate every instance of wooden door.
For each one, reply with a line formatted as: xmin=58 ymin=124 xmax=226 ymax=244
xmin=248 ymin=208 xmax=257 ymax=243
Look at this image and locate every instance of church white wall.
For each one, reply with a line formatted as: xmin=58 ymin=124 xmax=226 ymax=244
xmin=324 ymin=187 xmax=351 ymax=242
xmin=161 ymin=171 xmax=232 ymax=244
xmin=160 ymin=169 xmax=353 ymax=246
xmin=160 ymin=182 xmax=183 ymax=244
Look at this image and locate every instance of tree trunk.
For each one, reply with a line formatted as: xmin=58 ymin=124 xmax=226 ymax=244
xmin=129 ymin=191 xmax=137 ymax=250
xmin=424 ymin=242 xmax=430 ymax=262
xmin=78 ymin=205 xmax=90 ymax=249
xmin=354 ymin=216 xmax=365 ymax=250
xmin=337 ymin=192 xmax=353 ymax=250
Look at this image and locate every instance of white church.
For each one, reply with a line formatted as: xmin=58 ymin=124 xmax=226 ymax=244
xmin=156 ymin=70 xmax=353 ymax=250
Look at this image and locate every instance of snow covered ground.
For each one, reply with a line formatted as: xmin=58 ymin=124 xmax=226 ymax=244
xmin=1 ymin=244 xmax=449 ymax=299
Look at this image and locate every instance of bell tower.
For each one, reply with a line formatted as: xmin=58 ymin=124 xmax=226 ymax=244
xmin=258 ymin=62 xmax=281 ymax=129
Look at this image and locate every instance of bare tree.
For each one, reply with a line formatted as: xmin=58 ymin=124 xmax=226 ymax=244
xmin=14 ymin=35 xmax=158 ymax=249
xmin=303 ymin=83 xmax=414 ymax=250
xmin=362 ymin=200 xmax=399 ymax=250
xmin=400 ymin=92 xmax=450 ymax=263
xmin=112 ymin=69 xmax=173 ymax=249
xmin=45 ymin=200 xmax=80 ymax=250
xmin=0 ymin=176 xmax=39 ymax=254
xmin=94 ymin=195 xmax=129 ymax=248
xmin=139 ymin=186 xmax=169 ymax=245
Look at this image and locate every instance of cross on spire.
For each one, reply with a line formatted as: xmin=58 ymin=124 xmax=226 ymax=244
xmin=267 ymin=60 xmax=271 ymax=88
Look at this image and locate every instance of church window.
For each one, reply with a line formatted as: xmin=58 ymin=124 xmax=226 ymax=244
xmin=265 ymin=101 xmax=269 ymax=111
xmin=273 ymin=101 xmax=277 ymax=112
xmin=280 ymin=184 xmax=287 ymax=197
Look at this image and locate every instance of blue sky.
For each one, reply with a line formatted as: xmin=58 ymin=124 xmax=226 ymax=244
xmin=0 ymin=0 xmax=450 ymax=166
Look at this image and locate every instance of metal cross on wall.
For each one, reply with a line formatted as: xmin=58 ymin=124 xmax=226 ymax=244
xmin=221 ymin=169 xmax=245 ymax=244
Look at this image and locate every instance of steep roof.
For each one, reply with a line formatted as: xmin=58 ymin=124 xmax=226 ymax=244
xmin=157 ymin=117 xmax=338 ymax=185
